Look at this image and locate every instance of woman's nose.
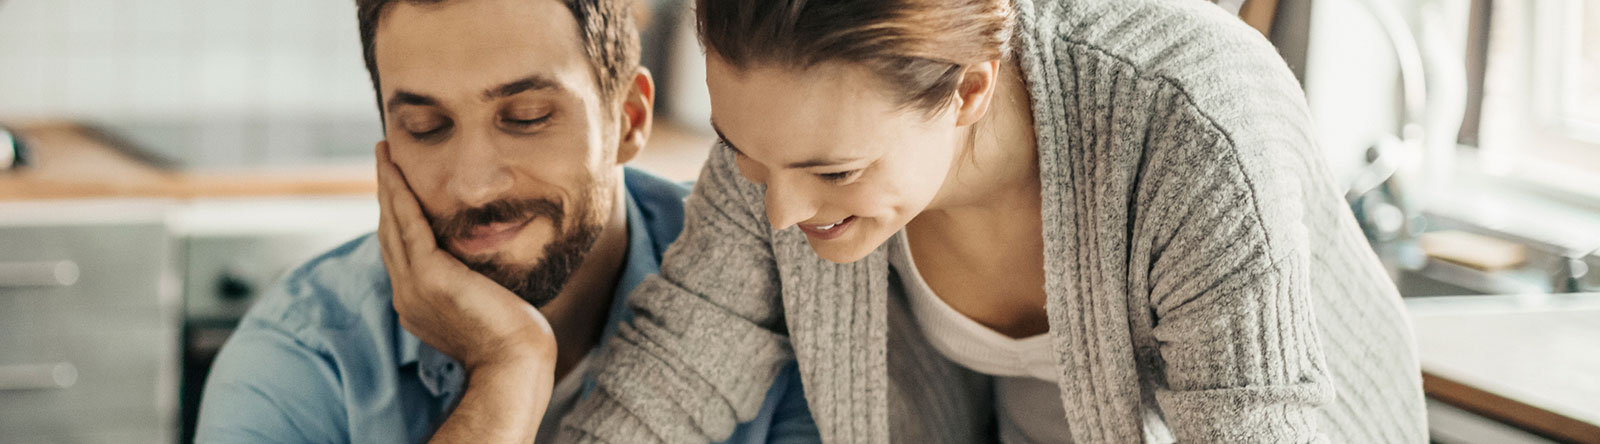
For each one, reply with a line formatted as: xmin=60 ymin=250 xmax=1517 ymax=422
xmin=763 ymin=178 xmax=817 ymax=230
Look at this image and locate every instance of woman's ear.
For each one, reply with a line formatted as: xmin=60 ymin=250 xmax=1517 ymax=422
xmin=615 ymin=68 xmax=655 ymax=165
xmin=952 ymin=60 xmax=1002 ymax=127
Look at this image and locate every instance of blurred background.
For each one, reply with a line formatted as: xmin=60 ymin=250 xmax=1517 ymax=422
xmin=0 ymin=0 xmax=1595 ymax=443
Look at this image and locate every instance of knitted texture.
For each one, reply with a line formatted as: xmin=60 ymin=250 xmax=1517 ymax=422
xmin=557 ymin=0 xmax=1428 ymax=442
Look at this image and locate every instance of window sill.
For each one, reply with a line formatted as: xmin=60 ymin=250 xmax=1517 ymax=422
xmin=1431 ymin=148 xmax=1600 ymax=259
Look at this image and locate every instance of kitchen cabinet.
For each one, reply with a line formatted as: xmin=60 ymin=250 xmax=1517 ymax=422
xmin=0 ymin=201 xmax=180 ymax=443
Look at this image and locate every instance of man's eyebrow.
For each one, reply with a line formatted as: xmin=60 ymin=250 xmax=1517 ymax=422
xmin=483 ymin=74 xmax=561 ymax=101
xmin=385 ymin=90 xmax=439 ymax=114
xmin=383 ymin=74 xmax=563 ymax=114
xmin=710 ymin=119 xmax=863 ymax=169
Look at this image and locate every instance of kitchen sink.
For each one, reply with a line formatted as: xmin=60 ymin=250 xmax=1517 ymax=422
xmin=1394 ymin=268 xmax=1490 ymax=297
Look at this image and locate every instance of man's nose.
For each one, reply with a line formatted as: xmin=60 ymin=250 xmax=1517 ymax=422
xmin=444 ymin=128 xmax=515 ymax=209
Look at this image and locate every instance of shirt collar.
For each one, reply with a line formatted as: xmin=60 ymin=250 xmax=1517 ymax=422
xmin=399 ymin=185 xmax=658 ymax=400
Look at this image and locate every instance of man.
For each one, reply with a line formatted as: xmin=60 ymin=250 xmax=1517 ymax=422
xmin=194 ymin=0 xmax=817 ymax=442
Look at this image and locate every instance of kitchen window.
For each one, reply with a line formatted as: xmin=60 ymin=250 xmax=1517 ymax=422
xmin=1566 ymin=2 xmax=1600 ymax=141
xmin=1477 ymin=0 xmax=1600 ymax=200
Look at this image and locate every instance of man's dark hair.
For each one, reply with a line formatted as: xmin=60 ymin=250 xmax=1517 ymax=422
xmin=356 ymin=0 xmax=641 ymax=118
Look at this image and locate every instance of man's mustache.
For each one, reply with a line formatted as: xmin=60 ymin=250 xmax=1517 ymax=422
xmin=431 ymin=198 xmax=565 ymax=245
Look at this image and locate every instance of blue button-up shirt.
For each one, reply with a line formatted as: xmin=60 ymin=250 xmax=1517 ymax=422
xmin=196 ymin=168 xmax=818 ymax=443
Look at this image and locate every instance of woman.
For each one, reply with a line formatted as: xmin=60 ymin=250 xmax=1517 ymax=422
xmin=558 ymin=0 xmax=1427 ymax=442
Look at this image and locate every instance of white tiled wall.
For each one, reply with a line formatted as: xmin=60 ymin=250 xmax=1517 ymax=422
xmin=0 ymin=0 xmax=378 ymax=121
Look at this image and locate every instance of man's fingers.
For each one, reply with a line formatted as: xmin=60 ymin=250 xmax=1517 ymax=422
xmin=376 ymin=141 xmax=411 ymax=272
xmin=375 ymin=141 xmax=470 ymax=293
xmin=379 ymin=199 xmax=409 ymax=274
xmin=378 ymin=215 xmax=401 ymax=269
xmin=376 ymin=141 xmax=443 ymax=255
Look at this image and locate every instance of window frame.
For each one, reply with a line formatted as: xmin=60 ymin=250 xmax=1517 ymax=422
xmin=1475 ymin=0 xmax=1600 ymax=205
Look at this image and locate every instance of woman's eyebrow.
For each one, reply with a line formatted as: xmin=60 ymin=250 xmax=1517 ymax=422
xmin=709 ymin=119 xmax=862 ymax=169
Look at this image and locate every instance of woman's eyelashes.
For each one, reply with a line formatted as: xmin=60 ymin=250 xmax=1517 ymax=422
xmin=720 ymin=140 xmax=863 ymax=184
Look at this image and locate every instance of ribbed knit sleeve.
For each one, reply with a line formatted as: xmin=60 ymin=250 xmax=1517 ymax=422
xmin=1022 ymin=0 xmax=1426 ymax=440
xmin=1139 ymin=83 xmax=1334 ymax=443
xmin=552 ymin=0 xmax=1429 ymax=442
xmin=555 ymin=144 xmax=793 ymax=443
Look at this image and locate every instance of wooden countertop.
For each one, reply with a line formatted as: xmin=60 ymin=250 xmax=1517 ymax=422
xmin=1409 ymin=293 xmax=1600 ymax=443
xmin=0 ymin=122 xmax=375 ymax=200
xmin=0 ymin=120 xmax=714 ymax=201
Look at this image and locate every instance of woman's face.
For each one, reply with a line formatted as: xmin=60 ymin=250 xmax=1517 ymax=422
xmin=705 ymin=55 xmax=966 ymax=263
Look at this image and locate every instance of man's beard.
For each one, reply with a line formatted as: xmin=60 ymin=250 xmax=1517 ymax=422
xmin=431 ymin=196 xmax=601 ymax=308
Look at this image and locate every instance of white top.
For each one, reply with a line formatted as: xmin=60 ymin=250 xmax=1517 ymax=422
xmin=0 ymin=128 xmax=16 ymax=170
xmin=889 ymin=231 xmax=1073 ymax=444
xmin=534 ymin=354 xmax=593 ymax=444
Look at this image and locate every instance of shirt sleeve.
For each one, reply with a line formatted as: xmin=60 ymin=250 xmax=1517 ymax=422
xmin=705 ymin=361 xmax=820 ymax=444
xmin=757 ymin=362 xmax=820 ymax=444
xmin=194 ymin=319 xmax=349 ymax=444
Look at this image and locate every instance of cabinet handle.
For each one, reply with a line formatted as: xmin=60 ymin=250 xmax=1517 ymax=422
xmin=0 ymin=260 xmax=80 ymax=288
xmin=0 ymin=362 xmax=78 ymax=391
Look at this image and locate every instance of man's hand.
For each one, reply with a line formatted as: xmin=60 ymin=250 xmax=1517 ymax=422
xmin=376 ymin=141 xmax=556 ymax=443
xmin=376 ymin=141 xmax=556 ymax=371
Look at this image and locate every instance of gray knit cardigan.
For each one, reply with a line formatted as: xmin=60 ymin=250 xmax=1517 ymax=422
xmin=557 ymin=0 xmax=1428 ymax=442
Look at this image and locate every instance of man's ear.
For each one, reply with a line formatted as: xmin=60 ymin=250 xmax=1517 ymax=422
xmin=952 ymin=60 xmax=1001 ymax=127
xmin=615 ymin=68 xmax=655 ymax=165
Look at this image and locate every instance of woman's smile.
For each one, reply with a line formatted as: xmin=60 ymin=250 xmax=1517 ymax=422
xmin=798 ymin=215 xmax=857 ymax=240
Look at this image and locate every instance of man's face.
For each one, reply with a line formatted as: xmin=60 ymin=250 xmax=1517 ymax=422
xmin=374 ymin=0 xmax=628 ymax=306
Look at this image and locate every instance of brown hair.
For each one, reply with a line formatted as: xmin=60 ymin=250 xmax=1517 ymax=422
xmin=356 ymin=0 xmax=640 ymax=116
xmin=696 ymin=0 xmax=1015 ymax=114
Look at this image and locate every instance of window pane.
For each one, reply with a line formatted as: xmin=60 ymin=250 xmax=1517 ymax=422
xmin=1572 ymin=2 xmax=1600 ymax=127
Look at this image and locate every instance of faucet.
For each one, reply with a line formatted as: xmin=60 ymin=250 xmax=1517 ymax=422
xmin=1345 ymin=0 xmax=1468 ymax=245
xmin=1562 ymin=248 xmax=1597 ymax=293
